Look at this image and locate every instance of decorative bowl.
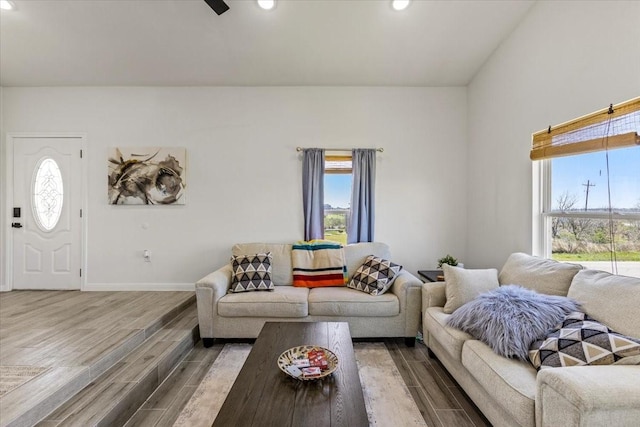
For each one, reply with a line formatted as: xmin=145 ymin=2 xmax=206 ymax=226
xmin=278 ymin=345 xmax=339 ymax=381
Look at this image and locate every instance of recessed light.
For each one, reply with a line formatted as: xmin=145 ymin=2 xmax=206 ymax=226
xmin=392 ymin=0 xmax=410 ymax=11
xmin=257 ymin=0 xmax=275 ymax=10
xmin=0 ymin=0 xmax=15 ymax=11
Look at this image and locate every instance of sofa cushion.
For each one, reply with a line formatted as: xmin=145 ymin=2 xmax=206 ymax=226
xmin=424 ymin=307 xmax=473 ymax=362
xmin=229 ymin=252 xmax=274 ymax=292
xmin=442 ymin=265 xmax=499 ymax=314
xmin=232 ymin=243 xmax=293 ymax=286
xmin=498 ymin=252 xmax=582 ymax=296
xmin=462 ymin=340 xmax=537 ymax=426
xmin=218 ymin=286 xmax=309 ymax=318
xmin=347 ymin=255 xmax=403 ymax=296
xmin=308 ymin=287 xmax=399 ymax=317
xmin=343 ymin=242 xmax=392 ymax=281
xmin=529 ymin=311 xmax=640 ymax=369
xmin=567 ymin=269 xmax=640 ymax=339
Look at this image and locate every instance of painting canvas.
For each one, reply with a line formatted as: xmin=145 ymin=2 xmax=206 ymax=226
xmin=108 ymin=147 xmax=186 ymax=205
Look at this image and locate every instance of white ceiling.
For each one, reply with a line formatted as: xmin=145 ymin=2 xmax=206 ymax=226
xmin=0 ymin=0 xmax=535 ymax=87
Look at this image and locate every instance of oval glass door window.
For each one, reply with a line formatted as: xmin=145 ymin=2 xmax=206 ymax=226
xmin=33 ymin=158 xmax=64 ymax=231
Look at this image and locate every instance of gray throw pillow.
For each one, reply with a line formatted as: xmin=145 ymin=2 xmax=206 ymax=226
xmin=529 ymin=311 xmax=640 ymax=369
xmin=347 ymin=255 xmax=403 ymax=296
xmin=447 ymin=285 xmax=580 ymax=360
xmin=442 ymin=265 xmax=499 ymax=314
xmin=230 ymin=252 xmax=274 ymax=292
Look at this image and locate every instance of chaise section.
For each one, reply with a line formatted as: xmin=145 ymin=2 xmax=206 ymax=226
xmin=308 ymin=287 xmax=398 ymax=316
xmin=421 ymin=252 xmax=639 ymax=426
xmin=536 ymin=366 xmax=640 ymax=427
xmin=462 ymin=340 xmax=537 ymax=427
xmin=423 ymin=306 xmax=472 ymax=361
xmin=218 ymin=287 xmax=309 ymax=318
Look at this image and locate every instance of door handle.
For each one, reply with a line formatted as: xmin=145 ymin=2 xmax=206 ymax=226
xmin=11 ymin=222 xmax=23 ymax=228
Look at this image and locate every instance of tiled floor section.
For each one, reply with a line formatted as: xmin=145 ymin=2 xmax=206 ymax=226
xmin=124 ymin=343 xmax=224 ymax=427
xmin=0 ymin=291 xmax=195 ymax=427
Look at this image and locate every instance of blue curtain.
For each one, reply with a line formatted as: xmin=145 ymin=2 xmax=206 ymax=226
xmin=302 ymin=148 xmax=325 ymax=241
xmin=348 ymin=149 xmax=376 ymax=243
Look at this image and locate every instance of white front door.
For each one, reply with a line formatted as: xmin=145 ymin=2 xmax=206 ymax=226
xmin=11 ymin=136 xmax=83 ymax=289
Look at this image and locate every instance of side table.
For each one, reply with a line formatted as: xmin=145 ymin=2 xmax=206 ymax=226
xmin=418 ymin=269 xmax=444 ymax=282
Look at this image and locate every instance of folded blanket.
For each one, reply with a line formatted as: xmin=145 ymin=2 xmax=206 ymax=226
xmin=292 ymin=241 xmax=347 ymax=287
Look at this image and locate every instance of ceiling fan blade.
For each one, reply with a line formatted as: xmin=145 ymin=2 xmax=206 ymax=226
xmin=204 ymin=0 xmax=229 ymax=15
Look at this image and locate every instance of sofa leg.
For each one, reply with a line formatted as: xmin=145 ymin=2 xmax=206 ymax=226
xmin=405 ymin=337 xmax=416 ymax=347
xmin=202 ymin=338 xmax=215 ymax=348
xmin=426 ymin=347 xmax=435 ymax=359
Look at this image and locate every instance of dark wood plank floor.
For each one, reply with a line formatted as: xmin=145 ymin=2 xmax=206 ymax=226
xmin=384 ymin=339 xmax=491 ymax=427
xmin=129 ymin=338 xmax=492 ymax=427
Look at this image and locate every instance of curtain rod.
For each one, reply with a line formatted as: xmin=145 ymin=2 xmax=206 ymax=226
xmin=296 ymin=147 xmax=384 ymax=152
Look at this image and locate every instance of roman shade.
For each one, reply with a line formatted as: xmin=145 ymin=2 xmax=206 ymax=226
xmin=530 ymin=97 xmax=640 ymax=161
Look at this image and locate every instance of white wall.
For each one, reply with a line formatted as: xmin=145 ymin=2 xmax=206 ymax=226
xmin=2 ymin=87 xmax=467 ymax=289
xmin=466 ymin=0 xmax=640 ymax=269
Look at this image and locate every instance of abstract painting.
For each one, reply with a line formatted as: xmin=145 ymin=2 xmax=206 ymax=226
xmin=108 ymin=147 xmax=186 ymax=205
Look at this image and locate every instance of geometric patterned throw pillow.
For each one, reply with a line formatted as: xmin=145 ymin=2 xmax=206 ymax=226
xmin=347 ymin=255 xmax=403 ymax=296
xmin=529 ymin=311 xmax=640 ymax=369
xmin=229 ymin=252 xmax=274 ymax=292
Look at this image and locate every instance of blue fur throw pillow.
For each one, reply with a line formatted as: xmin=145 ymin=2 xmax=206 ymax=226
xmin=447 ymin=285 xmax=580 ymax=360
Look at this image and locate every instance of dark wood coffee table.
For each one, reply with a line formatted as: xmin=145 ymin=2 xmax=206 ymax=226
xmin=213 ymin=322 xmax=368 ymax=427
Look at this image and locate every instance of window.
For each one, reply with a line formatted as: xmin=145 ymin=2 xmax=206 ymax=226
xmin=33 ymin=157 xmax=64 ymax=231
xmin=533 ymin=98 xmax=640 ymax=277
xmin=324 ymin=155 xmax=352 ymax=245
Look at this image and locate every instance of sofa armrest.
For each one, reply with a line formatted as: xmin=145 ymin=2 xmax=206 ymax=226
xmin=536 ymin=366 xmax=640 ymax=427
xmin=390 ymin=270 xmax=423 ymax=338
xmin=195 ymin=264 xmax=233 ymax=339
xmin=422 ymin=281 xmax=446 ymax=309
xmin=420 ymin=281 xmax=446 ymax=347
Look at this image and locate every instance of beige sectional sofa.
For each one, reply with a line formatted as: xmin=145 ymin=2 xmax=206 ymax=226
xmin=196 ymin=242 xmax=423 ymax=346
xmin=422 ymin=253 xmax=640 ymax=427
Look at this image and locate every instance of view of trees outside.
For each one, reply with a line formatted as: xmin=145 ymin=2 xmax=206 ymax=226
xmin=550 ymin=146 xmax=640 ymax=276
xmin=324 ymin=174 xmax=351 ymax=245
xmin=551 ymin=201 xmax=640 ymax=259
xmin=324 ymin=207 xmax=348 ymax=245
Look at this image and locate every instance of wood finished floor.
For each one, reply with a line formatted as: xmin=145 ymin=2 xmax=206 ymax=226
xmin=129 ymin=338 xmax=492 ymax=427
xmin=0 ymin=291 xmax=491 ymax=426
xmin=0 ymin=290 xmax=195 ymax=427
xmin=0 ymin=291 xmax=195 ymax=369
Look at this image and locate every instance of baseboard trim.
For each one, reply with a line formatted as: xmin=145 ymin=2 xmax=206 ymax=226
xmin=84 ymin=283 xmax=194 ymax=291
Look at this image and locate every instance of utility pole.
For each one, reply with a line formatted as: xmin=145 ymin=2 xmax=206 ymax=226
xmin=582 ymin=180 xmax=595 ymax=211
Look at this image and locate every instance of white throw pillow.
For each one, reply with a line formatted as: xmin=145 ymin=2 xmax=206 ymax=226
xmin=443 ymin=264 xmax=499 ymax=314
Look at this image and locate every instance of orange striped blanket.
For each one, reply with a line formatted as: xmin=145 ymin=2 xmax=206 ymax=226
xmin=291 ymin=241 xmax=347 ymax=288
